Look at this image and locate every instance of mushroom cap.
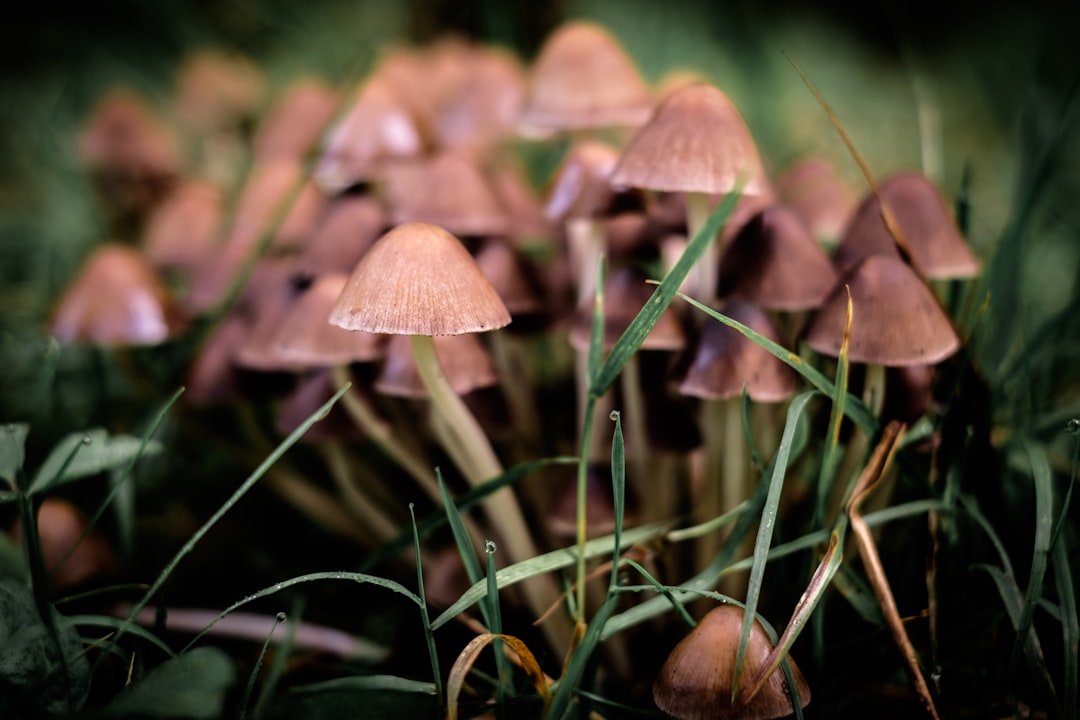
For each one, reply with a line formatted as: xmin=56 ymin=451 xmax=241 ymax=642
xmin=329 ymin=221 xmax=511 ymax=336
xmin=253 ymin=76 xmax=340 ymax=162
xmin=78 ymin=88 xmax=182 ymax=179
xmin=653 ymin=604 xmax=811 ymax=720
xmin=313 ymin=76 xmax=426 ymax=193
xmin=610 ymin=83 xmax=770 ymax=197
xmin=543 ymin=139 xmax=622 ymax=222
xmin=433 ymin=46 xmax=525 ymax=152
xmin=380 ymin=151 xmax=509 ymax=237
xmin=272 ymin=274 xmax=387 ymax=366
xmin=717 ymin=205 xmax=838 ymax=311
xmin=832 ymin=171 xmax=980 ymax=279
xmin=773 ymin=157 xmax=857 ymax=243
xmin=49 ymin=243 xmax=185 ymax=346
xmin=677 ymin=300 xmax=797 ymax=402
xmin=519 ymin=20 xmax=653 ymax=131
xmin=805 ymin=254 xmax=960 ymax=366
xmin=142 ymin=178 xmax=223 ymax=273
xmin=296 ymin=193 xmax=389 ymax=276
xmin=174 ymin=49 xmax=266 ymax=132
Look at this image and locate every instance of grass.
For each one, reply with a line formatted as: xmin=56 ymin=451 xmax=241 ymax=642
xmin=2 ymin=1 xmax=1080 ymax=718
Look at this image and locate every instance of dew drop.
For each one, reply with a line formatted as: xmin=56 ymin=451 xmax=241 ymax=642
xmin=484 ymin=540 xmax=496 ymax=554
xmin=81 ymin=435 xmax=92 ymax=445
xmin=275 ymin=612 xmax=287 ymax=623
xmin=1066 ymin=418 xmax=1080 ymax=435
xmin=609 ymin=410 xmax=620 ymax=421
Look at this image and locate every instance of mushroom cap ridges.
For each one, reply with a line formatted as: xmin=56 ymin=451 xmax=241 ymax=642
xmin=611 ymin=83 xmax=770 ymax=197
xmin=329 ymin=222 xmax=511 ymax=336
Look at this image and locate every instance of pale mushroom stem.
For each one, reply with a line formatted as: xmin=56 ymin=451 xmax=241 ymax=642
xmin=410 ymin=333 xmax=570 ymax=656
xmin=695 ymin=396 xmax=746 ymax=583
xmin=686 ymin=190 xmax=718 ymax=303
xmin=321 ymin=441 xmax=399 ymax=543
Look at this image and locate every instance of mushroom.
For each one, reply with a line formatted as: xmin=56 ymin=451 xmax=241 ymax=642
xmin=653 ymin=604 xmax=811 ymax=720
xmin=677 ymin=300 xmax=797 ymax=574
xmin=610 ymin=82 xmax=772 ymax=304
xmin=328 ymin=221 xmax=568 ymax=654
xmin=518 ymin=19 xmax=653 ymax=134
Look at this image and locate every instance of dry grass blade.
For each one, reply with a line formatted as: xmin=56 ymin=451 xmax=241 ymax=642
xmin=445 ymin=632 xmax=550 ymax=720
xmin=846 ymin=421 xmax=941 ymax=720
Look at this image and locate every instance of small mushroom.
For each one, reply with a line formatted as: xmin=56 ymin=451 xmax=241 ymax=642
xmin=654 ymin=604 xmax=811 ymax=720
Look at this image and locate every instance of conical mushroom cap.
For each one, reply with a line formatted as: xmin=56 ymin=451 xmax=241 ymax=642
xmin=329 ymin=222 xmax=511 ymax=336
xmin=519 ymin=20 xmax=653 ymax=131
xmin=717 ymin=205 xmax=838 ymax=311
xmin=380 ymin=151 xmax=509 ymax=237
xmin=653 ymin=604 xmax=811 ymax=720
xmin=543 ymin=139 xmax=621 ymax=222
xmin=611 ymin=83 xmax=770 ymax=197
xmin=49 ymin=243 xmax=185 ymax=345
xmin=569 ymin=265 xmax=685 ymax=352
xmin=805 ymin=254 xmax=960 ymax=366
xmin=272 ymin=274 xmax=387 ymax=366
xmin=832 ymin=171 xmax=980 ymax=279
xmin=773 ymin=157 xmax=856 ymax=243
xmin=678 ymin=300 xmax=797 ymax=402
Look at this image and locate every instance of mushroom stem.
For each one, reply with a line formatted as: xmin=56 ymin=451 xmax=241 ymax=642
xmin=695 ymin=396 xmax=747 ymax=581
xmin=686 ymin=190 xmax=718 ymax=303
xmin=621 ymin=354 xmax=654 ymax=518
xmin=410 ymin=333 xmax=570 ymax=655
xmin=331 ymin=364 xmax=442 ymax=503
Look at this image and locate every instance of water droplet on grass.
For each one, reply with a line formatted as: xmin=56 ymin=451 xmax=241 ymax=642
xmin=81 ymin=435 xmax=92 ymax=445
xmin=275 ymin=612 xmax=287 ymax=623
xmin=1066 ymin=418 xmax=1080 ymax=435
xmin=484 ymin=540 xmax=496 ymax=554
xmin=609 ymin=410 xmax=620 ymax=421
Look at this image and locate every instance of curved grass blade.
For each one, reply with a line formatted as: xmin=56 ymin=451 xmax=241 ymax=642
xmin=90 ymin=384 xmax=348 ymax=672
xmin=0 ymin=422 xmax=29 ymax=487
xmin=1007 ymin=443 xmax=1055 ymax=681
xmin=445 ymin=633 xmax=550 ymax=720
xmin=678 ymin=292 xmax=877 ymax=433
xmin=1053 ymin=536 xmax=1077 ymax=719
xmin=608 ymin=411 xmax=625 ymax=591
xmin=64 ymin=614 xmax=176 ymax=658
xmin=181 ymin=571 xmax=419 ymax=654
xmin=814 ymin=288 xmax=852 ymax=527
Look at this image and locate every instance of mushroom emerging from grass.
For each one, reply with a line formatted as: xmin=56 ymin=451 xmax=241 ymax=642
xmin=328 ymin=221 xmax=567 ymax=652
xmin=654 ymin=604 xmax=811 ymax=720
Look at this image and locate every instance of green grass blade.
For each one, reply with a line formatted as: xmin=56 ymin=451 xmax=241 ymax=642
xmin=63 ymin=614 xmax=176 ymax=658
xmin=484 ymin=543 xmax=509 ymax=710
xmin=587 ymin=256 xmax=607 ymax=387
xmin=733 ymin=391 xmax=816 ymax=698
xmin=1008 ymin=443 xmax=1055 ymax=681
xmin=181 ymin=571 xmax=419 ymax=653
xmin=608 ymin=410 xmax=625 ymax=590
xmin=814 ymin=289 xmax=851 ymax=526
xmin=285 ymin=675 xmax=438 ymax=694
xmin=410 ymin=504 xmax=443 ymax=704
xmin=678 ymin=292 xmax=877 ymax=434
xmin=548 ymin=591 xmax=619 ymax=719
xmin=236 ymin=612 xmax=286 ymax=720
xmin=0 ymin=422 xmax=29 ymax=487
xmin=438 ymin=469 xmax=483 ymax=584
xmin=1048 ymin=421 xmax=1080 ymax=553
xmin=92 ymin=383 xmax=348 ymax=673
xmin=622 ymin=558 xmax=696 ymax=629
xmin=590 ymin=188 xmax=740 ymax=395
xmin=1053 ymin=533 xmax=1077 ymax=718
xmin=430 ymin=521 xmax=669 ymax=631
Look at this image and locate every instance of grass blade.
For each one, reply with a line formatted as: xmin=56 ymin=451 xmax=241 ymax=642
xmin=1007 ymin=443 xmax=1055 ymax=681
xmin=1053 ymin=535 xmax=1077 ymax=718
xmin=445 ymin=633 xmax=550 ymax=720
xmin=678 ymin=293 xmax=877 ymax=433
xmin=548 ymin=591 xmax=619 ymax=719
xmin=590 ymin=188 xmax=740 ymax=395
xmin=410 ymin=503 xmax=443 ymax=704
xmin=608 ymin=410 xmax=625 ymax=591
xmin=92 ymin=383 xmax=348 ymax=673
xmin=732 ymin=391 xmax=816 ymax=698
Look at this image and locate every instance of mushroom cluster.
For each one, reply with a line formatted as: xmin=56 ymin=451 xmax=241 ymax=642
xmin=46 ymin=17 xmax=982 ymax=718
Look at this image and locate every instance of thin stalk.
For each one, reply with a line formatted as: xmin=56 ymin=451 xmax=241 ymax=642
xmin=575 ymin=393 xmax=598 ymax=624
xmin=410 ymin=334 xmax=568 ymax=657
xmin=620 ymin=353 xmax=652 ymax=516
xmin=321 ymin=441 xmax=398 ymax=543
xmin=686 ymin=191 xmax=716 ymax=303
